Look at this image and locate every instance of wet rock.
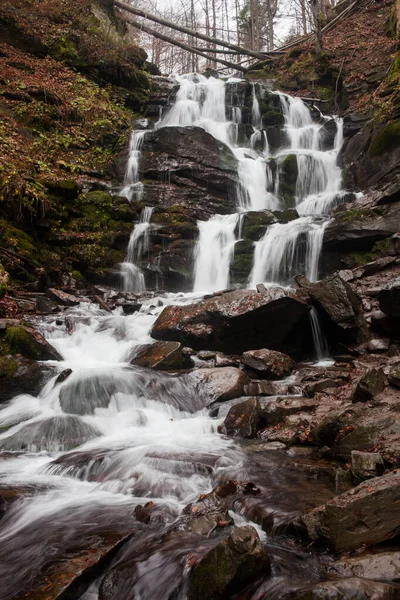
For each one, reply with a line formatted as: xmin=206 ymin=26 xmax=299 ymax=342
xmin=3 ymin=324 xmax=62 ymax=361
xmin=240 ymin=210 xmax=276 ymax=241
xmin=36 ymin=295 xmax=58 ymax=314
xmin=140 ymin=126 xmax=238 ymax=218
xmin=223 ymin=398 xmax=261 ymax=438
xmin=55 ymin=368 xmax=73 ymax=385
xmin=0 ymin=356 xmax=56 ymax=403
xmin=379 ymin=276 xmax=400 ymax=319
xmin=351 ymin=368 xmax=387 ymax=403
xmin=151 ymin=288 xmax=309 ymax=355
xmin=0 ymin=415 xmax=101 ymax=452
xmin=242 ymin=348 xmax=295 ymax=379
xmin=300 ymin=470 xmax=400 ymax=553
xmin=185 ymin=367 xmax=249 ymax=405
xmin=332 ymin=416 xmax=400 ymax=462
xmin=130 ymin=341 xmax=192 ymax=370
xmin=351 ymin=450 xmax=385 ymax=480
xmin=244 ymin=380 xmax=277 ymax=396
xmin=46 ymin=288 xmax=83 ymax=306
xmin=288 ymin=578 xmax=400 ymax=599
xmin=261 ymin=396 xmax=318 ymax=426
xmin=307 ymin=273 xmax=367 ymax=344
xmin=327 ymin=550 xmax=400 ymax=581
xmin=187 ymin=525 xmax=270 ymax=600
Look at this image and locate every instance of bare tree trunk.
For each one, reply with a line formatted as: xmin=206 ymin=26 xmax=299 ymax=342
xmin=300 ymin=0 xmax=308 ymax=34
xmin=310 ymin=0 xmax=323 ymax=57
xmin=114 ymin=0 xmax=270 ymax=59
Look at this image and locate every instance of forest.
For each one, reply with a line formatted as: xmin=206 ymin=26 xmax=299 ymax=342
xmin=0 ymin=0 xmax=400 ymax=598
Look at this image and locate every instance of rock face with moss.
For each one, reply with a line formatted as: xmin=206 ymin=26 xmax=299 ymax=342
xmin=0 ymin=0 xmax=152 ymax=290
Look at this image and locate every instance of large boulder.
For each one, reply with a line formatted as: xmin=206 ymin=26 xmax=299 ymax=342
xmin=379 ymin=276 xmax=400 ymax=319
xmin=151 ymin=288 xmax=310 ymax=355
xmin=300 ymin=470 xmax=400 ymax=553
xmin=187 ymin=526 xmax=270 ymax=600
xmin=242 ymin=348 xmax=295 ymax=379
xmin=306 ymin=273 xmax=367 ymax=344
xmin=130 ymin=341 xmax=192 ymax=370
xmin=2 ymin=323 xmax=62 ymax=361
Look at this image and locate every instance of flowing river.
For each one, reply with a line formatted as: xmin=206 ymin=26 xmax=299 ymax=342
xmin=0 ymin=74 xmax=351 ymax=599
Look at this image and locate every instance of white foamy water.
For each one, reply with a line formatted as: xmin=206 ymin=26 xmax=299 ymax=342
xmin=156 ymin=76 xmax=346 ymax=291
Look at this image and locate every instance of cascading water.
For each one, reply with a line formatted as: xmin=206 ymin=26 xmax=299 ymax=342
xmin=157 ymin=76 xmax=345 ymax=291
xmin=120 ymin=207 xmax=153 ymax=292
xmin=0 ymin=74 xmax=355 ymax=600
xmin=193 ymin=214 xmax=239 ymax=292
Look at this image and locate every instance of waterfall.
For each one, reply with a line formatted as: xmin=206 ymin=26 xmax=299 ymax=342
xmin=310 ymin=306 xmax=330 ymax=362
xmin=120 ymin=131 xmax=146 ymax=202
xmin=137 ymin=76 xmax=346 ymax=296
xmin=193 ymin=213 xmax=239 ymax=293
xmin=120 ymin=207 xmax=153 ymax=292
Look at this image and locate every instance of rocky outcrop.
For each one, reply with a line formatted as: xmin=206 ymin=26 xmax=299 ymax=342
xmin=151 ymin=288 xmax=310 ymax=355
xmin=140 ymin=126 xmax=238 ymax=219
xmin=323 ymin=202 xmax=400 ymax=253
xmin=304 ymin=273 xmax=368 ymax=345
xmin=300 ymin=470 xmax=400 ymax=553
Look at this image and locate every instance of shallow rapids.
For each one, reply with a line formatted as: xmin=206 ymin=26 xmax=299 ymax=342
xmin=0 ymin=296 xmax=338 ymax=599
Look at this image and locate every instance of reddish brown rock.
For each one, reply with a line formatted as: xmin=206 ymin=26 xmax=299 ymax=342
xmin=242 ymin=348 xmax=295 ymax=379
xmin=151 ymin=288 xmax=309 ymax=355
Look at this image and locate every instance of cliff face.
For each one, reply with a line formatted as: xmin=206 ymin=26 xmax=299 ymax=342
xmin=0 ymin=0 xmax=152 ymax=294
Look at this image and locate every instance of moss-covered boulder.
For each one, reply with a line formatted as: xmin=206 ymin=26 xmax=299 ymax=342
xmin=0 ymin=355 xmax=57 ymax=403
xmin=4 ymin=325 xmax=62 ymax=361
xmin=240 ymin=210 xmax=276 ymax=241
xmin=231 ymin=240 xmax=254 ymax=285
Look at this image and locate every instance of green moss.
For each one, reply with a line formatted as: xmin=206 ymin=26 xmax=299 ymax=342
xmin=351 ymin=238 xmax=393 ymax=266
xmin=241 ymin=211 xmax=275 ymax=241
xmin=0 ymin=355 xmax=18 ymax=377
xmin=369 ymin=120 xmax=400 ymax=156
xmin=5 ymin=326 xmax=41 ymax=360
xmin=231 ymin=240 xmax=254 ymax=284
xmin=339 ymin=208 xmax=371 ymax=223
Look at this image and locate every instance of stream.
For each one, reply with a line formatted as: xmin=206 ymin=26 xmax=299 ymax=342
xmin=0 ymin=74 xmax=353 ymax=599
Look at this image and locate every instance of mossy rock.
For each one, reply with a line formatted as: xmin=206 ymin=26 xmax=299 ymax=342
xmin=5 ymin=326 xmax=62 ymax=361
xmin=273 ymin=208 xmax=299 ymax=223
xmin=0 ymin=355 xmax=18 ymax=378
xmin=44 ymin=178 xmax=82 ymax=202
xmin=369 ymin=120 xmax=400 ymax=157
xmin=231 ymin=240 xmax=254 ymax=284
xmin=240 ymin=210 xmax=276 ymax=241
